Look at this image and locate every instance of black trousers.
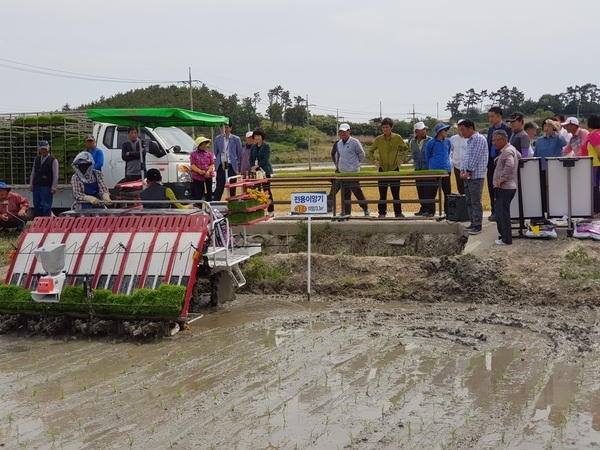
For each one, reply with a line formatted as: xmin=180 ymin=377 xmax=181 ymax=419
xmin=377 ymin=167 xmax=401 ymax=216
xmin=486 ymin=159 xmax=496 ymax=214
xmin=426 ymin=174 xmax=451 ymax=214
xmin=453 ymin=166 xmax=465 ymax=195
xmin=341 ymin=180 xmax=368 ymax=215
xmin=192 ymin=178 xmax=212 ymax=204
xmin=214 ymin=164 xmax=237 ymax=201
xmin=495 ymin=188 xmax=516 ymax=244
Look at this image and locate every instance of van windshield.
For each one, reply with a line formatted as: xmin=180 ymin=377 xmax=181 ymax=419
xmin=154 ymin=127 xmax=195 ymax=154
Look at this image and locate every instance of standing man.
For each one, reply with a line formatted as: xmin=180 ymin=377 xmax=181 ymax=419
xmin=121 ymin=126 xmax=146 ymax=182
xmin=368 ymin=117 xmax=409 ymax=218
xmin=491 ymin=130 xmax=520 ymax=245
xmin=450 ymin=119 xmax=468 ymax=194
xmin=409 ymin=122 xmax=432 ymax=216
xmin=524 ymin=121 xmax=539 ymax=155
xmin=425 ymin=123 xmax=452 ymax=216
xmin=459 ymin=120 xmax=488 ymax=235
xmin=29 ymin=140 xmax=58 ymax=217
xmin=213 ymin=122 xmax=242 ymax=200
xmin=337 ymin=123 xmax=370 ymax=217
xmin=486 ymin=107 xmax=513 ymax=221
xmin=84 ymin=134 xmax=104 ymax=170
xmin=506 ymin=112 xmax=530 ymax=157
xmin=562 ymin=117 xmax=589 ymax=157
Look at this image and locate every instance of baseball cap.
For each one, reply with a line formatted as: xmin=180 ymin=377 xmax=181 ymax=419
xmin=506 ymin=112 xmax=524 ymax=122
xmin=245 ymin=131 xmax=254 ymax=138
xmin=0 ymin=182 xmax=12 ymax=191
xmin=413 ymin=121 xmax=428 ymax=131
xmin=38 ymin=140 xmax=50 ymax=149
xmin=85 ymin=134 xmax=95 ymax=141
xmin=561 ymin=117 xmax=579 ymax=126
xmin=146 ymin=168 xmax=162 ymax=182
xmin=338 ymin=123 xmax=350 ymax=132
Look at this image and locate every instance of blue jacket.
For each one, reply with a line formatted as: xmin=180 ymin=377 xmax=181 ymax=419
xmin=214 ymin=133 xmax=242 ymax=172
xmin=89 ymin=147 xmax=104 ymax=171
xmin=535 ymin=133 xmax=567 ymax=170
xmin=425 ymin=137 xmax=452 ymax=172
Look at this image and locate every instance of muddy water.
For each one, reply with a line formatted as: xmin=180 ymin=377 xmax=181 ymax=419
xmin=0 ymin=295 xmax=599 ymax=450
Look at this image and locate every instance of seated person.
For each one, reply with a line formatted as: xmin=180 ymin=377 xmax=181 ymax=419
xmin=71 ymin=152 xmax=111 ymax=209
xmin=0 ymin=181 xmax=29 ymax=233
xmin=140 ymin=169 xmax=191 ymax=209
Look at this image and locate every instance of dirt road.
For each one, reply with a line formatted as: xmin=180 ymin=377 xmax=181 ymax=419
xmin=2 ymin=215 xmax=600 ymax=449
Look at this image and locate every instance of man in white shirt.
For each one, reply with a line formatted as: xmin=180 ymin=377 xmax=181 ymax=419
xmin=450 ymin=119 xmax=468 ymax=194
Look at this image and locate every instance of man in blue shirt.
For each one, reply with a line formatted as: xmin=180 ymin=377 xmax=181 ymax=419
xmin=213 ymin=122 xmax=242 ymax=201
xmin=486 ymin=107 xmax=513 ymax=221
xmin=84 ymin=135 xmax=104 ymax=171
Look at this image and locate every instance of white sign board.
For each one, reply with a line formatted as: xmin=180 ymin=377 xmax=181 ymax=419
xmin=291 ymin=191 xmax=328 ymax=215
xmin=510 ymin=158 xmax=543 ymax=219
xmin=547 ymin=157 xmax=593 ymax=218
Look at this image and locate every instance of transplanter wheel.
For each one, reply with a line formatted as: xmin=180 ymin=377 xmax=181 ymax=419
xmin=209 ymin=271 xmax=236 ymax=307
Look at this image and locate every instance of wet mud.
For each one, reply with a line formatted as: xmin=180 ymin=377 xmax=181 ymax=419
xmin=1 ymin=295 xmax=599 ymax=450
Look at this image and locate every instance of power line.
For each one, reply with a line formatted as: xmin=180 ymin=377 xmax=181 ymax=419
xmin=0 ymin=58 xmax=179 ymax=84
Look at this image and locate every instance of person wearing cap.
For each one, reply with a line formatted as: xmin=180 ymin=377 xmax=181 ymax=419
xmin=0 ymin=182 xmax=29 ymax=233
xmin=536 ymin=117 xmax=567 ymax=215
xmin=240 ymin=131 xmax=255 ymax=177
xmin=327 ymin=134 xmax=342 ymax=212
xmin=458 ymin=119 xmax=488 ymax=235
xmin=562 ymin=117 xmax=589 ymax=157
xmin=491 ymin=130 xmax=520 ymax=245
xmin=368 ymin=117 xmax=409 ymax=218
xmin=335 ymin=123 xmax=370 ymax=217
xmin=486 ymin=107 xmax=513 ymax=221
xmin=140 ymin=168 xmax=190 ymax=209
xmin=190 ymin=136 xmax=215 ymax=204
xmin=213 ymin=122 xmax=243 ymax=201
xmin=29 ymin=140 xmax=58 ymax=217
xmin=506 ymin=112 xmax=531 ymax=157
xmin=71 ymin=151 xmax=111 ymax=210
xmin=84 ymin=134 xmax=104 ymax=171
xmin=424 ymin=123 xmax=452 ymax=216
xmin=450 ymin=120 xmax=468 ymax=195
xmin=121 ymin=126 xmax=146 ymax=182
xmin=408 ymin=122 xmax=432 ymax=215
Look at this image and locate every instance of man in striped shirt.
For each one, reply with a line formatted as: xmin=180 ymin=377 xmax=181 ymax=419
xmin=459 ymin=120 xmax=488 ymax=235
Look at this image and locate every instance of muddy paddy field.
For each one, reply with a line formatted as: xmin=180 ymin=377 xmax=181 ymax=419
xmin=1 ymin=221 xmax=600 ymax=449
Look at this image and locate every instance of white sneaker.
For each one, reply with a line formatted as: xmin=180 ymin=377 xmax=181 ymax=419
xmin=494 ymin=239 xmax=507 ymax=245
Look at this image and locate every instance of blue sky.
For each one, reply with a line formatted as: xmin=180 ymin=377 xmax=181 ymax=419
xmin=0 ymin=0 xmax=594 ymax=121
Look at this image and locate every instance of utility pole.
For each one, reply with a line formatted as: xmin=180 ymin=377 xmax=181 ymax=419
xmin=379 ymin=101 xmax=382 ymax=120
xmin=178 ymin=67 xmax=202 ymax=137
xmin=188 ymin=67 xmax=193 ymax=111
xmin=306 ymin=95 xmax=312 ymax=171
xmin=408 ymin=104 xmax=422 ymax=121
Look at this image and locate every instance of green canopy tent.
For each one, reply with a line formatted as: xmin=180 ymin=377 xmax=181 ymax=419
xmin=86 ymin=107 xmax=229 ymax=128
xmin=86 ymin=108 xmax=230 ymax=195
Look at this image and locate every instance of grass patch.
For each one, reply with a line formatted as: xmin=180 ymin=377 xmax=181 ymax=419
xmin=243 ymin=255 xmax=286 ymax=282
xmin=560 ymin=247 xmax=600 ymax=281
